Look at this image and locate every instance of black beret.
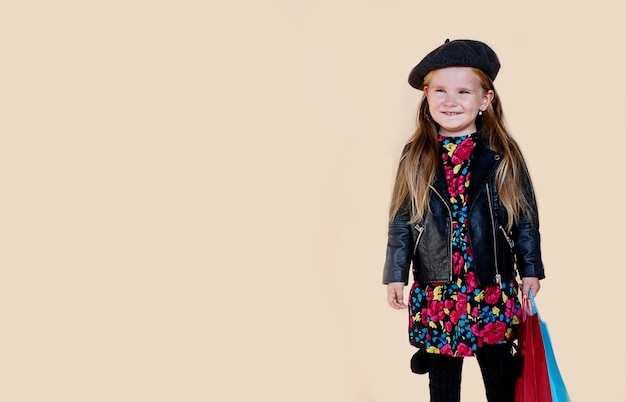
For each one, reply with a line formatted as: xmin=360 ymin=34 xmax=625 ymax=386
xmin=408 ymin=39 xmax=500 ymax=90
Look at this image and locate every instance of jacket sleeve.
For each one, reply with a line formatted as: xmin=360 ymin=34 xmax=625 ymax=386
xmin=382 ymin=207 xmax=413 ymax=285
xmin=515 ymin=216 xmax=545 ymax=279
xmin=514 ymin=168 xmax=546 ymax=279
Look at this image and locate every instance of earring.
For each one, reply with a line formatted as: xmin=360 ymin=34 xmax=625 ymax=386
xmin=478 ymin=110 xmax=483 ymax=116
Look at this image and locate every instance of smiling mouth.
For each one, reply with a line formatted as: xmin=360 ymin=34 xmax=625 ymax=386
xmin=442 ymin=112 xmax=461 ymax=116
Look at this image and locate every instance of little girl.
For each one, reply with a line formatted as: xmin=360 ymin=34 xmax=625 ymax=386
xmin=382 ymin=39 xmax=545 ymax=402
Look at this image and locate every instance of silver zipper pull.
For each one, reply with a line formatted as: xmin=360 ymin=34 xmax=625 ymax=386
xmin=495 ymin=274 xmax=502 ymax=285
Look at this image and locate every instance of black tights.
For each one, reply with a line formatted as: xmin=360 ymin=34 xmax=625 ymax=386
xmin=428 ymin=344 xmax=516 ymax=402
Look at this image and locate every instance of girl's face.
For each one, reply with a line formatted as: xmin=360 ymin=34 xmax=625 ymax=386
xmin=424 ymin=67 xmax=494 ymax=137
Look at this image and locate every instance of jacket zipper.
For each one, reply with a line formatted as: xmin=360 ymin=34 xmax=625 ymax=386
xmin=486 ymin=184 xmax=502 ymax=285
xmin=499 ymin=225 xmax=518 ymax=278
xmin=430 ymin=185 xmax=453 ymax=281
xmin=499 ymin=225 xmax=514 ymax=249
xmin=413 ymin=224 xmax=425 ymax=254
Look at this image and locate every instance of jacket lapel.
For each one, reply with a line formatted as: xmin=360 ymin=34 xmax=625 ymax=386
xmin=431 ymin=162 xmax=450 ymax=200
xmin=466 ymin=143 xmax=502 ymax=204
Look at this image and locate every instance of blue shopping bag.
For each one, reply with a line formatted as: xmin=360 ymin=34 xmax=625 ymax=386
xmin=528 ymin=292 xmax=571 ymax=402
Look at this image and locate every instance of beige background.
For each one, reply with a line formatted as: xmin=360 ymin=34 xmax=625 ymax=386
xmin=1 ymin=1 xmax=623 ymax=401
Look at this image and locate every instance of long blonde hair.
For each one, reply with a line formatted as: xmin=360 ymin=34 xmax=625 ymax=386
xmin=389 ymin=68 xmax=536 ymax=230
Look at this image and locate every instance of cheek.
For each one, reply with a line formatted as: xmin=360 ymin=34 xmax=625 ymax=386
xmin=464 ymin=98 xmax=482 ymax=110
xmin=426 ymin=96 xmax=440 ymax=108
xmin=426 ymin=99 xmax=438 ymax=114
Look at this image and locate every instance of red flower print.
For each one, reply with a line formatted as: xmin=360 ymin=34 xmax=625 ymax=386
xmin=452 ymin=252 xmax=465 ymax=275
xmin=428 ymin=300 xmax=445 ymax=320
xmin=466 ymin=272 xmax=478 ymax=292
xmin=458 ymin=183 xmax=466 ymax=195
xmin=429 ymin=300 xmax=442 ymax=312
xmin=449 ymin=175 xmax=466 ymax=197
xmin=450 ymin=309 xmax=462 ymax=324
xmin=421 ymin=308 xmax=429 ymax=325
xmin=471 ymin=323 xmax=483 ymax=336
xmin=455 ymin=294 xmax=467 ymax=314
xmin=445 ymin=321 xmax=453 ymax=333
xmin=440 ymin=344 xmax=453 ymax=356
xmin=482 ymin=321 xmax=507 ymax=344
xmin=505 ymin=298 xmax=517 ymax=319
xmin=456 ymin=343 xmax=473 ymax=357
xmin=444 ymin=165 xmax=454 ymax=180
xmin=451 ymin=138 xmax=474 ymax=164
xmin=457 ymin=292 xmax=468 ymax=302
xmin=485 ymin=285 xmax=502 ymax=305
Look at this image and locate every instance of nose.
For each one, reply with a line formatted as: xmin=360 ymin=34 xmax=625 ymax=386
xmin=443 ymin=94 xmax=457 ymax=106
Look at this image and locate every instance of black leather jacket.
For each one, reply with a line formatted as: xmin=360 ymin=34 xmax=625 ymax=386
xmin=382 ymin=134 xmax=545 ymax=286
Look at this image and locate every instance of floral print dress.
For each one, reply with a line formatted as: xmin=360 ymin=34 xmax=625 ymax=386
xmin=408 ymin=134 xmax=522 ymax=357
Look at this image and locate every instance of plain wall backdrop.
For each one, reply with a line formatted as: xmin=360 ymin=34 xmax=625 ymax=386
xmin=1 ymin=1 xmax=624 ymax=401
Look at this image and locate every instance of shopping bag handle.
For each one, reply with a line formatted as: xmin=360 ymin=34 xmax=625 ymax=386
xmin=522 ymin=289 xmax=541 ymax=319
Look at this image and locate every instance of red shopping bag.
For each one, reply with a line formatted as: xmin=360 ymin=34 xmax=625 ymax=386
xmin=514 ymin=292 xmax=552 ymax=402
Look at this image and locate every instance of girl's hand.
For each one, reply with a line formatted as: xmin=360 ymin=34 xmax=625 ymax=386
xmin=521 ymin=277 xmax=541 ymax=298
xmin=387 ymin=282 xmax=407 ymax=309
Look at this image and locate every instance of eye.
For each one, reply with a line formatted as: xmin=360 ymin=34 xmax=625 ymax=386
xmin=435 ymin=89 xmax=445 ymax=93
xmin=459 ymin=90 xmax=470 ymax=94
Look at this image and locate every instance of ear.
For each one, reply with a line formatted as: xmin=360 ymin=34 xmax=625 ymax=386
xmin=423 ymin=86 xmax=429 ymax=97
xmin=480 ymin=89 xmax=495 ymax=111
